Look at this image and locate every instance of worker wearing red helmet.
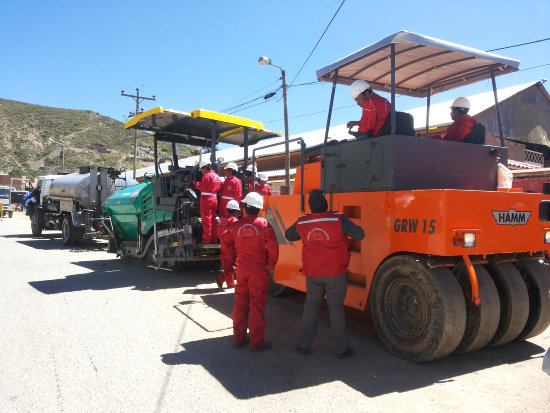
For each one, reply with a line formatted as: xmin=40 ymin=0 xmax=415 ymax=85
xmin=346 ymin=80 xmax=391 ymax=137
xmin=219 ymin=162 xmax=242 ymax=218
xmin=434 ymin=97 xmax=477 ymax=142
xmin=228 ymin=192 xmax=279 ymax=351
xmin=193 ymin=160 xmax=221 ymax=244
xmin=216 ymin=200 xmax=240 ymax=290
xmin=285 ymin=189 xmax=365 ymax=358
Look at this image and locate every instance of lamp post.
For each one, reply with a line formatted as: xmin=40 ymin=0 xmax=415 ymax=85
xmin=258 ymin=56 xmax=290 ymax=187
xmin=48 ymin=137 xmax=65 ymax=172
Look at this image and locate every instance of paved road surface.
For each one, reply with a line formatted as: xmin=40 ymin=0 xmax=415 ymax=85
xmin=1 ymin=212 xmax=549 ymax=412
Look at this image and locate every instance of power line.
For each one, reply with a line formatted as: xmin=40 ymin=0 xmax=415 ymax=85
xmin=121 ymin=88 xmax=156 ymax=179
xmin=288 ymin=0 xmax=347 ymax=88
xmin=221 ymin=79 xmax=282 ymax=112
xmin=486 ymin=37 xmax=550 ymax=52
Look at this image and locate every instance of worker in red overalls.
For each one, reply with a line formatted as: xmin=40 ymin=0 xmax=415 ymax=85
xmin=285 ymin=189 xmax=365 ymax=358
xmin=193 ymin=160 xmax=221 ymax=244
xmin=219 ymin=162 xmax=242 ymax=218
xmin=228 ymin=192 xmax=279 ymax=351
xmin=346 ymin=79 xmax=390 ymax=137
xmin=433 ymin=97 xmax=476 ymax=142
xmin=216 ymin=200 xmax=240 ymax=290
xmin=254 ymin=173 xmax=272 ymax=196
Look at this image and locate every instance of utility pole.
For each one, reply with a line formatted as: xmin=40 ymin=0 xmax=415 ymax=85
xmin=121 ymin=88 xmax=156 ymax=178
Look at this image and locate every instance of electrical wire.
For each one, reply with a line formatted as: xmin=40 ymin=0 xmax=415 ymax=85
xmin=288 ymin=0 xmax=347 ymax=88
xmin=486 ymin=37 xmax=550 ymax=52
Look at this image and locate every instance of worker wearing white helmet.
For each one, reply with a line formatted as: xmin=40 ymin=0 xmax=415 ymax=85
xmin=193 ymin=160 xmax=222 ymax=243
xmin=216 ymin=199 xmax=241 ymax=290
xmin=346 ymin=79 xmax=391 ymax=138
xmin=227 ymin=191 xmax=279 ymax=351
xmin=432 ymin=97 xmax=477 ymax=142
xmin=219 ymin=162 xmax=242 ymax=218
xmin=254 ymin=172 xmax=272 ymax=196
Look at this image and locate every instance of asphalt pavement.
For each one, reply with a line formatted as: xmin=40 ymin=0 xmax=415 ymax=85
xmin=1 ymin=212 xmax=549 ymax=413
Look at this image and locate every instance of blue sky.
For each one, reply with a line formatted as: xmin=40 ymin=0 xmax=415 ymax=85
xmin=2 ymin=0 xmax=549 ymax=139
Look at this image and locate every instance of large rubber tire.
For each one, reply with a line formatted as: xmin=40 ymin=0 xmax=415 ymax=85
xmin=485 ymin=262 xmax=529 ymax=346
xmin=8 ymin=211 xmax=13 ymax=218
xmin=370 ymin=255 xmax=466 ymax=362
xmin=515 ymin=260 xmax=550 ymax=340
xmin=31 ymin=207 xmax=43 ymax=237
xmin=453 ymin=264 xmax=500 ymax=353
xmin=61 ymin=216 xmax=76 ymax=246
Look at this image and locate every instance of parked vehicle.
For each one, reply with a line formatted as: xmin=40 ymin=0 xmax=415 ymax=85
xmin=30 ymin=167 xmax=137 ymax=245
xmin=0 ymin=185 xmax=16 ymax=218
xmin=263 ymin=31 xmax=550 ymax=362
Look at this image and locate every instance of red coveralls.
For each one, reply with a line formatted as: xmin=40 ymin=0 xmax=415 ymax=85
xmin=437 ymin=114 xmax=476 ymax=142
xmin=358 ymin=92 xmax=391 ymax=137
xmin=193 ymin=169 xmax=221 ymax=243
xmin=219 ymin=175 xmax=242 ymax=218
xmin=217 ymin=215 xmax=237 ymax=287
xmin=228 ymin=215 xmax=279 ymax=349
xmin=296 ymin=212 xmax=350 ymax=277
xmin=253 ymin=182 xmax=272 ymax=196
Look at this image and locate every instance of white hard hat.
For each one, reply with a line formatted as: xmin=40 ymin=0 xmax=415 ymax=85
xmin=225 ymin=162 xmax=238 ymax=171
xmin=243 ymin=192 xmax=264 ymax=209
xmin=198 ymin=160 xmax=209 ymax=168
xmin=350 ymin=80 xmax=371 ymax=99
xmin=258 ymin=173 xmax=268 ymax=182
xmin=246 ymin=164 xmax=254 ymax=172
xmin=226 ymin=200 xmax=240 ymax=211
xmin=451 ymin=97 xmax=470 ymax=110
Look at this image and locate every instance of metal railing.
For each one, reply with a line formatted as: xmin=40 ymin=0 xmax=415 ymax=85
xmin=524 ymin=149 xmax=544 ymax=166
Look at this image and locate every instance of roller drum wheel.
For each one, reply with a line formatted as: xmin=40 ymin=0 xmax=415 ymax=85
xmin=485 ymin=262 xmax=529 ymax=346
xmin=515 ymin=260 xmax=550 ymax=340
xmin=370 ymin=255 xmax=466 ymax=362
xmin=453 ymin=264 xmax=500 ymax=353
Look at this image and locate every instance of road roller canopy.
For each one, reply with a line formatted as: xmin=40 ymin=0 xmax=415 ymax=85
xmin=316 ymin=31 xmax=519 ymax=98
xmin=124 ymin=107 xmax=281 ymax=147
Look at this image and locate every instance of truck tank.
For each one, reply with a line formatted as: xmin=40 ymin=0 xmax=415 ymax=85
xmin=49 ymin=172 xmax=137 ymax=209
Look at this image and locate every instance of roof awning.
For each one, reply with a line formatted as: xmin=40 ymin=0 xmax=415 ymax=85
xmin=316 ymin=31 xmax=519 ymax=97
xmin=124 ymin=107 xmax=281 ymax=146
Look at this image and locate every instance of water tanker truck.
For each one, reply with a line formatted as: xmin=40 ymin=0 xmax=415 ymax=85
xmin=103 ymin=109 xmax=280 ymax=267
xmin=30 ymin=166 xmax=138 ymax=245
xmin=260 ymin=31 xmax=550 ymax=362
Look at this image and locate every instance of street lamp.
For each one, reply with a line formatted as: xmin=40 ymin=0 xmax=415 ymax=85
xmin=258 ymin=56 xmax=290 ymax=187
xmin=48 ymin=137 xmax=65 ymax=172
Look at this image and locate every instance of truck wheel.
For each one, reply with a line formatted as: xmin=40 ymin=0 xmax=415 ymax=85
xmin=8 ymin=211 xmax=13 ymax=218
xmin=61 ymin=216 xmax=76 ymax=246
xmin=515 ymin=260 xmax=550 ymax=340
xmin=453 ymin=264 xmax=500 ymax=353
xmin=485 ymin=262 xmax=529 ymax=346
xmin=31 ymin=208 xmax=43 ymax=236
xmin=370 ymin=255 xmax=466 ymax=362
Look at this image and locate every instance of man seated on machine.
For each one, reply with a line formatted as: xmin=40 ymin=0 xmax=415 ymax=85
xmin=346 ymin=80 xmax=391 ymax=138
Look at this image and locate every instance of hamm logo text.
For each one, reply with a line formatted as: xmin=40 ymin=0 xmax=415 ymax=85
xmin=492 ymin=209 xmax=532 ymax=226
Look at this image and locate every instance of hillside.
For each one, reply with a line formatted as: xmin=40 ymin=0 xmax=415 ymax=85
xmin=0 ymin=98 xmax=195 ymax=177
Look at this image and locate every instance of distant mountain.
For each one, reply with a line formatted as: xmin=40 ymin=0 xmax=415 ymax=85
xmin=0 ymin=98 xmax=195 ymax=177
